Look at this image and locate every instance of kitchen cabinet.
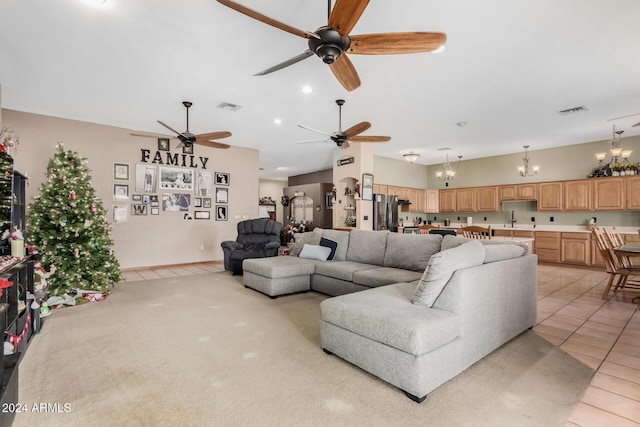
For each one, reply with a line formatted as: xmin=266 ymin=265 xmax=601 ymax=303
xmin=627 ymin=176 xmax=640 ymax=210
xmin=563 ymin=179 xmax=592 ymax=211
xmin=386 ymin=186 xmax=401 ymax=197
xmin=493 ymin=229 xmax=513 ymax=237
xmin=425 ymin=189 xmax=439 ymax=213
xmin=499 ymin=185 xmax=517 ymax=201
xmin=518 ymin=183 xmax=537 ymax=200
xmin=593 ymin=177 xmax=625 ymax=210
xmin=439 ymin=189 xmax=456 ymax=212
xmin=373 ymin=184 xmax=388 ymax=195
xmin=561 ymin=232 xmax=591 ymax=265
xmin=535 ymin=231 xmax=561 ymax=263
xmin=416 ymin=189 xmax=427 ymax=213
xmin=591 ymin=240 xmax=604 ymax=267
xmin=537 ymin=182 xmax=563 ymax=211
xmin=476 ymin=186 xmax=500 ymax=212
xmin=456 ymin=188 xmax=476 ymax=212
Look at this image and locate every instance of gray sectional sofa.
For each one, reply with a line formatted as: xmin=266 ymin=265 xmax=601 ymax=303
xmin=242 ymin=229 xmax=538 ymax=403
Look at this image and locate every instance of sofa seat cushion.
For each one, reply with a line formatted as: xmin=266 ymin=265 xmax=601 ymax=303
xmin=314 ymin=261 xmax=376 ymax=282
xmin=383 ymin=233 xmax=443 ymax=272
xmin=320 ymin=282 xmax=460 ymax=356
xmin=352 ymin=267 xmax=424 ymax=287
xmin=242 ymin=256 xmax=318 ymax=278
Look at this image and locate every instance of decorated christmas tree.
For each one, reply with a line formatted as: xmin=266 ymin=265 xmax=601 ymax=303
xmin=27 ymin=142 xmax=122 ymax=296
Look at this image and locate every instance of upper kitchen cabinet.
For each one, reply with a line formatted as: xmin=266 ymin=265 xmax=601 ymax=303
xmin=499 ymin=183 xmax=537 ymax=201
xmin=627 ymin=176 xmax=640 ymax=210
xmin=439 ymin=189 xmax=456 ymax=212
xmin=563 ymin=179 xmax=592 ymax=211
xmin=538 ymin=182 xmax=563 ymax=211
xmin=476 ymin=186 xmax=500 ymax=212
xmin=593 ymin=177 xmax=625 ymax=210
xmin=425 ymin=189 xmax=439 ymax=213
xmin=456 ymin=188 xmax=476 ymax=212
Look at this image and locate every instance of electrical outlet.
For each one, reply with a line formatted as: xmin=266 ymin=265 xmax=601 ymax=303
xmin=483 ymin=217 xmax=487 ymax=221
xmin=550 ymin=216 xmax=554 ymax=222
xmin=363 ymin=215 xmax=368 ymax=220
xmin=433 ymin=216 xmax=437 ymax=221
xmin=457 ymin=217 xmax=460 ymax=221
xmin=531 ymin=217 xmax=535 ymax=222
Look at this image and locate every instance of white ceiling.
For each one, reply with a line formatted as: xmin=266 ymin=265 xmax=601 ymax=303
xmin=1 ymin=0 xmax=640 ymax=180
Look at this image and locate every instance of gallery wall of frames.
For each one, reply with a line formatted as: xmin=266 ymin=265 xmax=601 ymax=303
xmin=111 ymin=139 xmax=232 ymax=223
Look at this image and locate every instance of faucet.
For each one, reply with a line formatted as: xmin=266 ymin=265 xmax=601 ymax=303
xmin=510 ymin=210 xmax=516 ymax=228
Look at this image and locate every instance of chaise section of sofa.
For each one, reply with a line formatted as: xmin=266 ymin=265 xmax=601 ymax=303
xmin=319 ymin=241 xmax=538 ymax=402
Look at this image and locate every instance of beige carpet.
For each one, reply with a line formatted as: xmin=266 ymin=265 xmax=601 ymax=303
xmin=12 ymin=272 xmax=594 ymax=427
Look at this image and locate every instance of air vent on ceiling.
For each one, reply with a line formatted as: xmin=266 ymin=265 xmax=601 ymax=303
xmin=217 ymin=102 xmax=242 ymax=112
xmin=557 ymin=105 xmax=588 ymax=116
xmin=437 ymin=147 xmax=452 ymax=151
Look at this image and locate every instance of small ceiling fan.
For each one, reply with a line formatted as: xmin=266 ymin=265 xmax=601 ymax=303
xmin=130 ymin=101 xmax=232 ymax=149
xmin=216 ymin=0 xmax=446 ymax=91
xmin=297 ymin=99 xmax=390 ymax=149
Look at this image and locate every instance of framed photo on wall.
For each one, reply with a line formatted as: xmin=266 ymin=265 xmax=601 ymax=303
xmin=215 ymin=187 xmax=228 ymax=204
xmin=215 ymin=205 xmax=228 ymax=221
xmin=203 ymin=198 xmax=212 ymax=208
xmin=215 ymin=172 xmax=230 ymax=186
xmin=135 ymin=164 xmax=157 ymax=193
xmin=159 ymin=166 xmax=194 ymax=191
xmin=158 ymin=138 xmax=170 ymax=151
xmin=362 ymin=173 xmax=374 ymax=201
xmin=195 ymin=211 xmax=210 ymax=220
xmin=196 ymin=170 xmax=213 ymax=196
xmin=114 ymin=163 xmax=129 ymax=181
xmin=131 ymin=204 xmax=147 ymax=215
xmin=114 ymin=184 xmax=129 ymax=200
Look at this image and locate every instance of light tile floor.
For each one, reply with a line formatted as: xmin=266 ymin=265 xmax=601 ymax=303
xmin=122 ymin=262 xmax=640 ymax=426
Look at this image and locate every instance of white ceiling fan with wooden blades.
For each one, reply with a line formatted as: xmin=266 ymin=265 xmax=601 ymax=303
xmin=130 ymin=101 xmax=232 ymax=149
xmin=297 ymin=99 xmax=391 ymax=149
xmin=216 ymin=0 xmax=446 ymax=91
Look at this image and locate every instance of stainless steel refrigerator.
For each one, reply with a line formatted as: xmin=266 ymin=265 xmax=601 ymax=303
xmin=373 ymin=194 xmax=399 ymax=231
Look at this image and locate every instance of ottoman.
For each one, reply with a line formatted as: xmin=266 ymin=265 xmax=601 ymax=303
xmin=242 ymin=256 xmax=319 ymax=298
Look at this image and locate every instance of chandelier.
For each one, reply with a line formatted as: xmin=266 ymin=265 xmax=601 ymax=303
xmin=595 ymin=125 xmax=632 ymax=166
xmin=435 ymin=152 xmax=462 ymax=181
xmin=517 ymin=145 xmax=540 ymax=177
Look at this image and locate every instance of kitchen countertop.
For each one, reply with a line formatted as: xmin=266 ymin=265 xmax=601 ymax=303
xmin=431 ymin=224 xmax=638 ymax=234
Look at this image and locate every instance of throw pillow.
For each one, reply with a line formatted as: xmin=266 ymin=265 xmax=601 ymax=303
xmin=299 ymin=244 xmax=331 ymax=261
xmin=319 ymin=237 xmax=338 ymax=260
xmin=289 ymin=229 xmax=322 ymax=257
xmin=412 ymin=240 xmax=485 ymax=308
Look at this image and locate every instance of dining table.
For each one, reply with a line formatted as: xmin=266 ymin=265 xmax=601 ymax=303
xmin=613 ymin=243 xmax=640 ymax=304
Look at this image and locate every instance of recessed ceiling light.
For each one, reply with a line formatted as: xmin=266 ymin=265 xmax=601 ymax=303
xmin=301 ymin=85 xmax=313 ymax=94
xmin=456 ymin=121 xmax=468 ymax=128
xmin=431 ymin=45 xmax=446 ymax=54
xmin=273 ymin=118 xmax=282 ymax=125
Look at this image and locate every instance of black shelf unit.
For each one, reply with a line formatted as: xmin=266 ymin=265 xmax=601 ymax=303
xmin=0 ymin=165 xmax=35 ymax=427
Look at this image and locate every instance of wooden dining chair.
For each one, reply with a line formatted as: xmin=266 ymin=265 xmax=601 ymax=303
xmin=592 ymin=227 xmax=640 ymax=299
xmin=418 ymin=224 xmax=440 ymax=235
xmin=461 ymin=225 xmax=491 ymax=239
xmin=603 ymin=227 xmax=633 ymax=268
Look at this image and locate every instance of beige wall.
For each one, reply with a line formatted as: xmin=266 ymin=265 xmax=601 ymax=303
xmin=373 ymin=156 xmax=428 ymax=189
xmin=3 ymin=109 xmax=259 ymax=269
xmin=425 ymin=136 xmax=640 ymax=189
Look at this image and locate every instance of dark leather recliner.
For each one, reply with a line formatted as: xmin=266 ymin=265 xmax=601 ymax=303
xmin=221 ymin=219 xmax=283 ymax=274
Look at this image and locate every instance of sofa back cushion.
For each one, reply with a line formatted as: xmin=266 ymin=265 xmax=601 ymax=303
xmin=320 ymin=229 xmax=350 ymax=261
xmin=483 ymin=244 xmax=526 ymax=263
xmin=412 ymin=240 xmax=485 ymax=308
xmin=346 ymin=229 xmax=390 ymax=266
xmin=383 ymin=233 xmax=443 ymax=272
